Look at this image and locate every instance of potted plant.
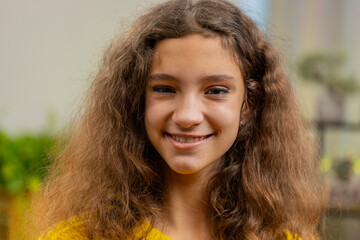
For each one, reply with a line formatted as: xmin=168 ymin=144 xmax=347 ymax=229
xmin=297 ymin=52 xmax=359 ymax=123
xmin=0 ymin=130 xmax=55 ymax=239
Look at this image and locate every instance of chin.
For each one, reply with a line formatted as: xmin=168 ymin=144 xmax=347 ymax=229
xmin=168 ymin=164 xmax=200 ymax=175
xmin=165 ymin=157 xmax=220 ymax=176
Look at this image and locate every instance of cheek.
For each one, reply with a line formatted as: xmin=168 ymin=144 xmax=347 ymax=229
xmin=144 ymin=98 xmax=169 ymax=133
xmin=144 ymin=97 xmax=155 ymax=135
xmin=222 ymin=109 xmax=241 ymax=147
xmin=210 ymin=102 xmax=241 ymax=131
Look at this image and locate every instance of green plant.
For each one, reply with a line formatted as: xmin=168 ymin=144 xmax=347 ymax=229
xmin=297 ymin=52 xmax=359 ymax=96
xmin=0 ymin=130 xmax=55 ymax=194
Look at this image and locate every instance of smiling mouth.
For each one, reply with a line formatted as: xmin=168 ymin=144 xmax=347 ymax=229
xmin=165 ymin=133 xmax=213 ymax=143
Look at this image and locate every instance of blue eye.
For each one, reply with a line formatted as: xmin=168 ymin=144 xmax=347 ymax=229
xmin=205 ymin=87 xmax=229 ymax=96
xmin=152 ymin=85 xmax=176 ymax=94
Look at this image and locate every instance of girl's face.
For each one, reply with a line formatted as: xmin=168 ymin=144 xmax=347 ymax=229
xmin=145 ymin=34 xmax=244 ymax=175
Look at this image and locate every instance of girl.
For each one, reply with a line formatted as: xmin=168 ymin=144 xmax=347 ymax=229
xmin=34 ymin=0 xmax=325 ymax=239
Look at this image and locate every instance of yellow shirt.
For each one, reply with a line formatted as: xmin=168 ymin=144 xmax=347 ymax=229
xmin=39 ymin=216 xmax=301 ymax=240
xmin=39 ymin=216 xmax=173 ymax=240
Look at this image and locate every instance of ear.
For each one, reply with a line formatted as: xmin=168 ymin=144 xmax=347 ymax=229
xmin=240 ymin=100 xmax=251 ymax=126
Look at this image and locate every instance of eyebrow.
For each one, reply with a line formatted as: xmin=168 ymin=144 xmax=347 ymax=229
xmin=148 ymin=73 xmax=178 ymax=82
xmin=148 ymin=73 xmax=237 ymax=83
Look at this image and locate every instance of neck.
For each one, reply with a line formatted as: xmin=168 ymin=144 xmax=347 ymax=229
xmin=157 ymin=166 xmax=216 ymax=240
xmin=166 ymin=169 xmax=209 ymax=216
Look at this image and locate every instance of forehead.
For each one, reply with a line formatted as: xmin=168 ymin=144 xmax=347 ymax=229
xmin=150 ymin=34 xmax=242 ymax=79
xmin=152 ymin=34 xmax=236 ymax=60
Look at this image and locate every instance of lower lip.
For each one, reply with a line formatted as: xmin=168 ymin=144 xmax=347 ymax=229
xmin=166 ymin=134 xmax=212 ymax=150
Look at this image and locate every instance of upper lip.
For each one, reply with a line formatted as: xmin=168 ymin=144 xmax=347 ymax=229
xmin=166 ymin=132 xmax=214 ymax=138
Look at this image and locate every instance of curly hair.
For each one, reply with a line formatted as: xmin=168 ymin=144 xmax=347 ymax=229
xmin=32 ymin=0 xmax=326 ymax=239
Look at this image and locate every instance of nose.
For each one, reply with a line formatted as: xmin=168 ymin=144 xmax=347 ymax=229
xmin=172 ymin=94 xmax=204 ymax=128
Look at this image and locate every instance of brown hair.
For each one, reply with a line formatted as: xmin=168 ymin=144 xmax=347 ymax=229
xmin=33 ymin=0 xmax=325 ymax=239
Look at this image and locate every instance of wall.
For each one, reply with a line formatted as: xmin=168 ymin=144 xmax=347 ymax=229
xmin=0 ymin=0 xmax=165 ymax=135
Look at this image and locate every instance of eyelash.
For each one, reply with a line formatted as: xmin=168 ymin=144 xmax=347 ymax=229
xmin=205 ymin=87 xmax=229 ymax=96
xmin=152 ymin=85 xmax=176 ymax=94
xmin=152 ymin=85 xmax=229 ymax=97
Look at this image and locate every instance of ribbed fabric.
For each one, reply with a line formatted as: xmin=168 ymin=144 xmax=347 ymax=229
xmin=39 ymin=215 xmax=86 ymax=239
xmin=39 ymin=216 xmax=173 ymax=240
xmin=39 ymin=216 xmax=301 ymax=240
xmin=284 ymin=230 xmax=303 ymax=240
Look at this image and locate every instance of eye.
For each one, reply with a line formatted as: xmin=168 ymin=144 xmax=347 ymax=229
xmin=205 ymin=86 xmax=229 ymax=97
xmin=152 ymin=85 xmax=176 ymax=94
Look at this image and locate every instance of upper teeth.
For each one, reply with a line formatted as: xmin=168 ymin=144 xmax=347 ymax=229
xmin=171 ymin=135 xmax=207 ymax=143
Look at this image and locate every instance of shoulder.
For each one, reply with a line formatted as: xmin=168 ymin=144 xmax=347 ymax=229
xmin=39 ymin=216 xmax=299 ymax=240
xmin=38 ymin=216 xmax=171 ymax=240
xmin=38 ymin=215 xmax=86 ymax=240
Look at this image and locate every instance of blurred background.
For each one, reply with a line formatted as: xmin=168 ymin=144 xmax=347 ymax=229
xmin=0 ymin=0 xmax=359 ymax=239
